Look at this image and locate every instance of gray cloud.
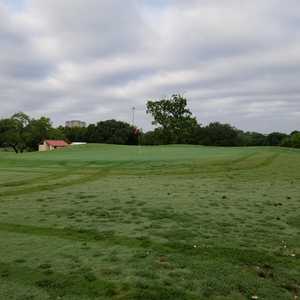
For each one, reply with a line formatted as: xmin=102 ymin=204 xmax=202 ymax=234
xmin=0 ymin=0 xmax=299 ymax=133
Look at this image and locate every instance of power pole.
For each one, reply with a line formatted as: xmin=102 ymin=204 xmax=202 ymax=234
xmin=132 ymin=106 xmax=136 ymax=126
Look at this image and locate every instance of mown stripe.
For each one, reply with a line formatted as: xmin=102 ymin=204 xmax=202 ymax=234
xmin=0 ymin=222 xmax=151 ymax=249
xmin=0 ymin=222 xmax=289 ymax=267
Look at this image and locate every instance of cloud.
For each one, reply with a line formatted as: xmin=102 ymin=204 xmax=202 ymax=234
xmin=0 ymin=0 xmax=299 ymax=133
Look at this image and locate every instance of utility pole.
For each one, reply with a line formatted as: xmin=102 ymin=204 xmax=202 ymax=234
xmin=132 ymin=106 xmax=136 ymax=126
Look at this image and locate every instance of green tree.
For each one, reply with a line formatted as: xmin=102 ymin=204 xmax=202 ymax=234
xmin=85 ymin=120 xmax=138 ymax=145
xmin=266 ymin=132 xmax=288 ymax=146
xmin=0 ymin=113 xmax=32 ymax=153
xmin=25 ymin=117 xmax=54 ymax=150
xmin=240 ymin=132 xmax=267 ymax=146
xmin=0 ymin=118 xmax=22 ymax=153
xmin=146 ymin=94 xmax=198 ymax=144
xmin=0 ymin=113 xmax=61 ymax=153
xmin=140 ymin=128 xmax=167 ymax=145
xmin=290 ymin=133 xmax=300 ymax=148
xmin=200 ymin=122 xmax=240 ymax=146
xmin=63 ymin=126 xmax=87 ymax=143
xmin=281 ymin=132 xmax=300 ymax=148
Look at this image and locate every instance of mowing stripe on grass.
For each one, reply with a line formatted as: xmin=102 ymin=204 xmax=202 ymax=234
xmin=0 ymin=222 xmax=152 ymax=249
xmin=0 ymin=222 xmax=291 ymax=267
xmin=0 ymin=169 xmax=111 ymax=197
xmin=0 ymin=152 xmax=279 ymax=197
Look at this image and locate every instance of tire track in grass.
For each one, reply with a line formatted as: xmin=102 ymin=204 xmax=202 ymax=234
xmin=0 ymin=170 xmax=71 ymax=188
xmin=103 ymin=151 xmax=261 ymax=177
xmin=0 ymin=222 xmax=291 ymax=265
xmin=257 ymin=152 xmax=280 ymax=167
xmin=0 ymin=168 xmax=110 ymax=197
xmin=116 ymin=151 xmax=272 ymax=176
xmin=0 ymin=222 xmax=150 ymax=248
xmin=227 ymin=152 xmax=280 ymax=171
xmin=0 ymin=162 xmax=94 ymax=188
xmin=0 ymin=152 xmax=281 ymax=197
xmin=0 ymin=161 xmax=134 ymax=197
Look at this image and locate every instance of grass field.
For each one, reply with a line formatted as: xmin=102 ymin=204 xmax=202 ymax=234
xmin=0 ymin=144 xmax=299 ymax=300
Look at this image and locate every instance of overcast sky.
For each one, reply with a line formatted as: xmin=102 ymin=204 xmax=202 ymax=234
xmin=1 ymin=0 xmax=300 ymax=133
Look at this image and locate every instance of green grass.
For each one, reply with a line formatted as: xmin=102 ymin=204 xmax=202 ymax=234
xmin=0 ymin=144 xmax=299 ymax=299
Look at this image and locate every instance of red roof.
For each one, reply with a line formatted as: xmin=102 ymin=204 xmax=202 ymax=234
xmin=45 ymin=140 xmax=69 ymax=147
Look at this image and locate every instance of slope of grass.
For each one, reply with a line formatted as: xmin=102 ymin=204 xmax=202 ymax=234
xmin=0 ymin=144 xmax=299 ymax=299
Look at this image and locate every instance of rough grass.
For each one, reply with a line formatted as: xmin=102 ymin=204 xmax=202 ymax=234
xmin=0 ymin=144 xmax=299 ymax=299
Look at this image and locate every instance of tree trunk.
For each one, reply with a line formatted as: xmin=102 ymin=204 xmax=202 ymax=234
xmin=11 ymin=145 xmax=19 ymax=153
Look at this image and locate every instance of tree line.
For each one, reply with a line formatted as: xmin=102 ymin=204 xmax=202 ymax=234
xmin=0 ymin=114 xmax=138 ymax=153
xmin=0 ymin=95 xmax=299 ymax=153
xmin=142 ymin=95 xmax=300 ymax=147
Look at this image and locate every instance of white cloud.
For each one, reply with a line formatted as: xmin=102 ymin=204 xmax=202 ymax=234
xmin=0 ymin=0 xmax=299 ymax=133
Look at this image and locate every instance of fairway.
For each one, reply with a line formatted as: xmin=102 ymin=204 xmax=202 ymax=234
xmin=0 ymin=144 xmax=299 ymax=299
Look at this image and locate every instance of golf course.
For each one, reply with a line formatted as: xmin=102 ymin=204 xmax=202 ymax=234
xmin=0 ymin=144 xmax=299 ymax=300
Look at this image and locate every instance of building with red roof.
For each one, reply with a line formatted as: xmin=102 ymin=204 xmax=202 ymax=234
xmin=39 ymin=140 xmax=69 ymax=152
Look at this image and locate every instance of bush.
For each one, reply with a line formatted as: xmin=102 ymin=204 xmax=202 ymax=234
xmin=281 ymin=132 xmax=300 ymax=148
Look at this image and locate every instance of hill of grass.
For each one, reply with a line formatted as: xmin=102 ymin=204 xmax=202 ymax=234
xmin=0 ymin=144 xmax=299 ymax=299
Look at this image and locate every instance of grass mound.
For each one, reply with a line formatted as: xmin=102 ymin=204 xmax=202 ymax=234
xmin=0 ymin=144 xmax=299 ymax=299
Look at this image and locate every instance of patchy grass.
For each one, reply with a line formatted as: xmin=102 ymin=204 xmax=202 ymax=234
xmin=0 ymin=144 xmax=299 ymax=299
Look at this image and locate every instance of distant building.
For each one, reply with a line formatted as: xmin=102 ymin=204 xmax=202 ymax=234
xmin=71 ymin=142 xmax=87 ymax=145
xmin=65 ymin=120 xmax=86 ymax=128
xmin=39 ymin=140 xmax=69 ymax=152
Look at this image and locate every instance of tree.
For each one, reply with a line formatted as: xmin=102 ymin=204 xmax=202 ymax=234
xmin=0 ymin=118 xmax=22 ymax=153
xmin=85 ymin=120 xmax=138 ymax=145
xmin=281 ymin=132 xmax=300 ymax=148
xmin=266 ymin=132 xmax=288 ymax=146
xmin=240 ymin=132 xmax=267 ymax=146
xmin=199 ymin=122 xmax=240 ymax=146
xmin=290 ymin=133 xmax=300 ymax=148
xmin=25 ymin=117 xmax=53 ymax=150
xmin=146 ymin=94 xmax=198 ymax=144
xmin=11 ymin=112 xmax=31 ymax=127
xmin=62 ymin=126 xmax=87 ymax=143
xmin=0 ymin=113 xmax=33 ymax=153
xmin=0 ymin=113 xmax=62 ymax=153
xmin=140 ymin=128 xmax=167 ymax=145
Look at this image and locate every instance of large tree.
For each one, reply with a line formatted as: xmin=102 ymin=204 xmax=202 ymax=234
xmin=199 ymin=122 xmax=240 ymax=146
xmin=85 ymin=120 xmax=138 ymax=145
xmin=0 ymin=113 xmax=61 ymax=153
xmin=0 ymin=118 xmax=22 ymax=153
xmin=0 ymin=113 xmax=31 ymax=153
xmin=25 ymin=117 xmax=57 ymax=150
xmin=146 ymin=94 xmax=198 ymax=144
xmin=266 ymin=132 xmax=288 ymax=146
xmin=281 ymin=132 xmax=300 ymax=148
xmin=62 ymin=126 xmax=87 ymax=143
